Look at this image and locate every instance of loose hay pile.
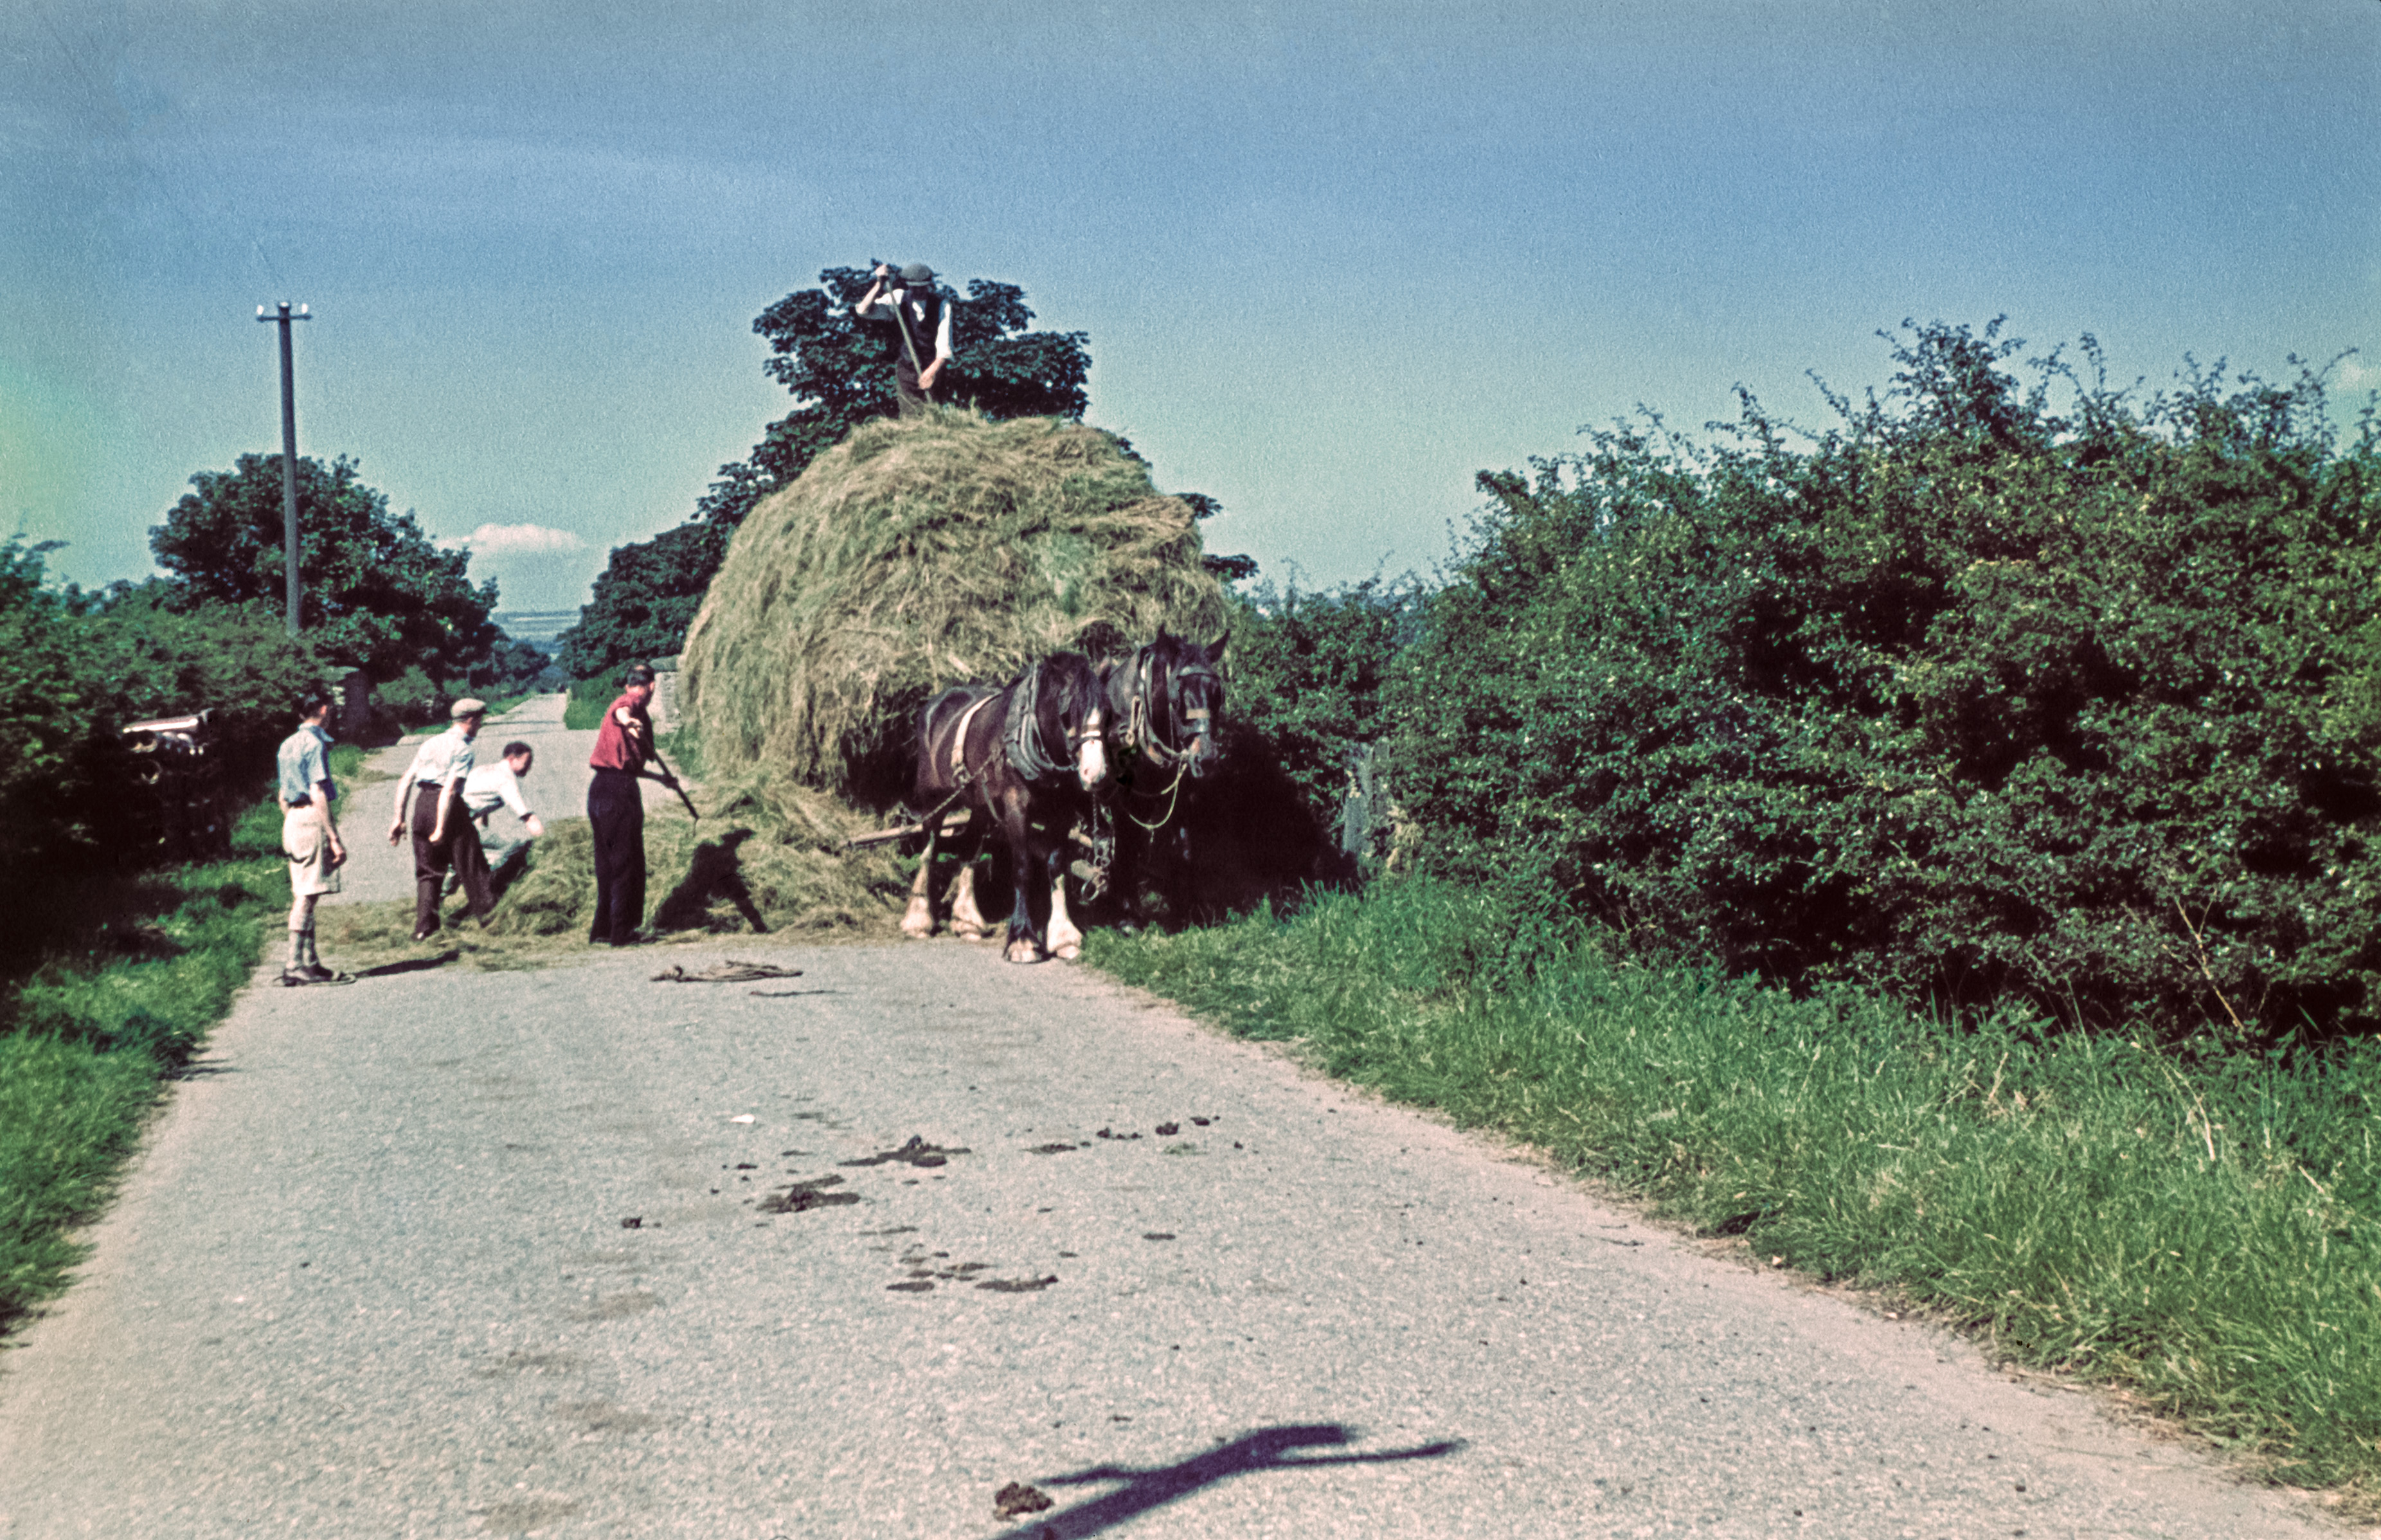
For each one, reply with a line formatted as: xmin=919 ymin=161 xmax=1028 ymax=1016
xmin=683 ymin=409 xmax=1227 ymax=804
xmin=321 ymin=777 xmax=913 ymax=967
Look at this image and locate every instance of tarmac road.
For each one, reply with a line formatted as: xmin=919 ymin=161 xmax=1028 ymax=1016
xmin=0 ymin=940 xmax=2351 ymax=1539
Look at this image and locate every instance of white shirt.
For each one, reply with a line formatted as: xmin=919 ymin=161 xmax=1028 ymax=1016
xmin=404 ymin=725 xmax=476 ymax=791
xmin=462 ymin=760 xmax=532 ymax=822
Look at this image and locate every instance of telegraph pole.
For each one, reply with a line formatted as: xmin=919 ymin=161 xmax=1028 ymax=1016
xmin=257 ymin=301 xmax=310 ymax=636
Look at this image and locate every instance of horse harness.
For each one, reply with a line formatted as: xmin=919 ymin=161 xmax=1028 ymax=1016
xmin=1115 ymin=645 xmax=1219 ymax=831
xmin=1123 ymin=646 xmax=1217 ymax=774
xmin=930 ymin=664 xmax=1101 ymax=799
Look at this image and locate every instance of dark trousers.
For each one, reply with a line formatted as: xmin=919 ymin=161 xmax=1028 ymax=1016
xmin=894 ymin=366 xmax=935 ymax=417
xmin=587 ymin=769 xmax=646 ymax=943
xmin=411 ymin=789 xmax=492 ymax=936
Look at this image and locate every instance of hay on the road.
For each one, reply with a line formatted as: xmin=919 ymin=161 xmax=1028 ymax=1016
xmin=683 ymin=409 xmax=1227 ymax=803
xmin=320 ymin=785 xmax=911 ymax=968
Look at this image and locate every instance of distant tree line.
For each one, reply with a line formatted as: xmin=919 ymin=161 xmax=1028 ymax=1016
xmin=1212 ymin=323 xmax=2381 ymax=1045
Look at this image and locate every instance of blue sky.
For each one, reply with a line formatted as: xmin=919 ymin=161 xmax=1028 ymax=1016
xmin=5 ymin=1 xmax=2375 ymax=614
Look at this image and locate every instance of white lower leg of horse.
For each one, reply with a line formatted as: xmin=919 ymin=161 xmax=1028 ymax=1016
xmin=951 ymin=864 xmax=991 ymax=940
xmin=901 ymin=829 xmax=940 ymax=938
xmin=1046 ymin=874 xmax=1084 ymax=960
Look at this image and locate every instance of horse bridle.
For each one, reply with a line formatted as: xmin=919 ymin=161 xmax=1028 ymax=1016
xmin=1127 ymin=645 xmax=1218 ymax=771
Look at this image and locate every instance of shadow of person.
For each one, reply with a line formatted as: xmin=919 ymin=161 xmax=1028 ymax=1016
xmin=989 ymin=1422 xmax=1463 ymax=1539
xmin=352 ymin=949 xmax=462 ymax=978
xmin=654 ymin=828 xmax=769 ymax=933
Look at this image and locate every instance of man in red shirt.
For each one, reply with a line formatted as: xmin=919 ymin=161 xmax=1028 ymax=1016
xmin=587 ymin=663 xmax=672 ymax=945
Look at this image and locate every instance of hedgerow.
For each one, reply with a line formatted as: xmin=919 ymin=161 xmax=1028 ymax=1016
xmin=1389 ymin=322 xmax=2381 ymax=1043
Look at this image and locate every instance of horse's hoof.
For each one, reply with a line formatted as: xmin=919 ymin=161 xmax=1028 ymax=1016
xmin=900 ymin=917 xmax=937 ymax=939
xmin=1005 ymin=940 xmax=1047 ymax=965
xmin=955 ymin=924 xmax=990 ymax=942
xmin=1051 ymin=942 xmax=1081 ymax=962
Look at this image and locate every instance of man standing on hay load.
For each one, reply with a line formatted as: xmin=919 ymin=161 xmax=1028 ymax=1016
xmin=586 ymin=662 xmax=669 ymax=946
xmin=854 ymin=261 xmax=953 ymax=416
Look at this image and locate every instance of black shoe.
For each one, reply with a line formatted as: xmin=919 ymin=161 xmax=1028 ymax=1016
xmin=280 ymin=967 xmax=350 ymax=987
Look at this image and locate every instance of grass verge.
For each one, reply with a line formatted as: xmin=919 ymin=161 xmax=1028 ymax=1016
xmin=564 ymin=677 xmax=612 ymax=730
xmin=1084 ymin=877 xmax=2381 ymax=1501
xmin=0 ymin=766 xmax=332 ymax=1334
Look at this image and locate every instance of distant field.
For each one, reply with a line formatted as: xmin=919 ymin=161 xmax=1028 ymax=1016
xmin=491 ymin=609 xmax=578 ymax=651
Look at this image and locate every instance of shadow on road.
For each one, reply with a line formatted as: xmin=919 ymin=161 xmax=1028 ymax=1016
xmin=654 ymin=828 xmax=769 ymax=934
xmin=352 ymin=949 xmax=463 ymax=978
xmin=987 ymin=1422 xmax=1464 ymax=1539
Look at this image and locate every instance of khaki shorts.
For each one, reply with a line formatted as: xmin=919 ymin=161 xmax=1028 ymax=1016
xmin=282 ymin=807 xmax=343 ymax=897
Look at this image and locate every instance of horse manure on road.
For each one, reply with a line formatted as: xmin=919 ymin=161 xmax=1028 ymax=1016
xmin=994 ymin=1481 xmax=1057 ymax=1517
xmin=977 ymin=1276 xmax=1060 ymax=1294
xmin=840 ymin=1134 xmax=970 ymax=1168
xmin=757 ymin=1176 xmax=862 ymax=1213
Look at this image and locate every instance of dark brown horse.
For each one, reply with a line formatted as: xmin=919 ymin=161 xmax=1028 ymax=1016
xmin=901 ymin=651 xmax=1109 ymax=962
xmin=1088 ymin=629 xmax=1227 ymax=926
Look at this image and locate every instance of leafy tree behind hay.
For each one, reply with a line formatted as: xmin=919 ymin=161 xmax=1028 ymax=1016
xmin=1390 ymin=321 xmax=2381 ymax=1043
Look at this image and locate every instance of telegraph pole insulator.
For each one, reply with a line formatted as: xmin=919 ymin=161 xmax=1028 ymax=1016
xmin=258 ymin=301 xmax=311 ymax=637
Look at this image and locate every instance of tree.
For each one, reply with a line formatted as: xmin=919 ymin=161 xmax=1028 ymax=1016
xmin=151 ymin=453 xmax=499 ymax=683
xmin=553 ymin=519 xmax=730 ymax=681
xmin=555 ymin=269 xmax=1095 ymax=679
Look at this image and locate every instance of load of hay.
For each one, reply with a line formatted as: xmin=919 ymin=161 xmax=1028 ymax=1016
xmin=683 ymin=409 xmax=1228 ymax=805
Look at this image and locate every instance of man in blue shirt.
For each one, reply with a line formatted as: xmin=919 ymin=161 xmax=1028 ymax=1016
xmin=274 ymin=692 xmax=348 ymax=984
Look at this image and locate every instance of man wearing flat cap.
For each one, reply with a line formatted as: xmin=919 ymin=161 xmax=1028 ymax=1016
xmin=854 ymin=261 xmax=955 ymax=416
xmin=390 ymin=697 xmax=492 ymax=940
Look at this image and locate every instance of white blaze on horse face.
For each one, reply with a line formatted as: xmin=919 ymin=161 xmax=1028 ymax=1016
xmin=1185 ymin=707 xmax=1216 ymax=777
xmin=1078 ymin=710 xmax=1108 ymax=789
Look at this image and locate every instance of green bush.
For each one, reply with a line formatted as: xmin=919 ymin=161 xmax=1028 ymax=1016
xmin=1222 ymin=580 xmax=1419 ymax=858
xmin=1392 ymin=323 xmax=2381 ymax=1043
xmin=564 ymin=674 xmax=617 ymax=730
xmin=91 ymin=580 xmax=322 ymax=767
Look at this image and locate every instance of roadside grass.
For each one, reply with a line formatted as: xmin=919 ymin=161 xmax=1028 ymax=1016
xmin=564 ymin=677 xmax=611 ymax=730
xmin=1084 ymin=877 xmax=2381 ymax=1501
xmin=0 ymin=776 xmax=319 ymax=1334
